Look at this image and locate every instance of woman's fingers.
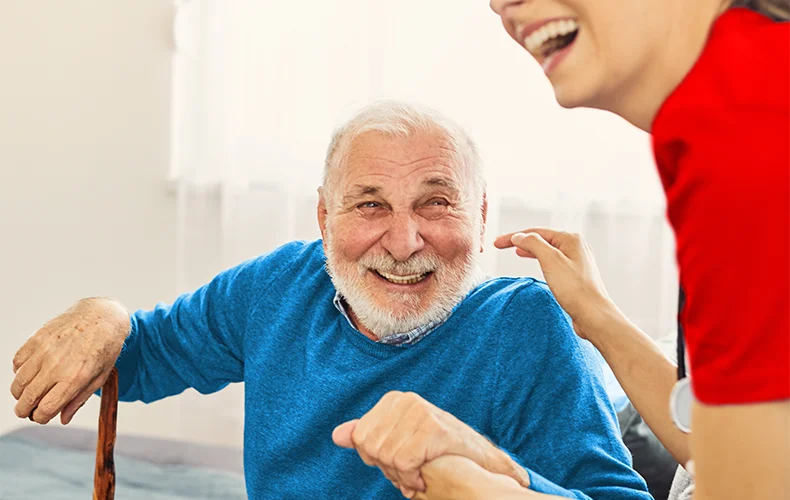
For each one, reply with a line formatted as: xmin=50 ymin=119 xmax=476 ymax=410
xmin=510 ymin=232 xmax=565 ymax=265
xmin=515 ymin=247 xmax=534 ymax=258
xmin=494 ymin=227 xmax=561 ymax=248
xmin=497 ymin=228 xmax=586 ymax=261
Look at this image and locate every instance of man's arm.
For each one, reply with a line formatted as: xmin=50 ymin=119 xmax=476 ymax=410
xmin=10 ymin=243 xmax=299 ymax=424
xmin=9 ymin=264 xmax=251 ymax=424
xmin=486 ymin=284 xmax=651 ymax=499
xmin=113 ymin=261 xmax=251 ymax=402
xmin=116 ymin=241 xmax=308 ymax=402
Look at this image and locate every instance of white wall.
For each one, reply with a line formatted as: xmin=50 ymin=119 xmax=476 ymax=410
xmin=0 ymin=1 xmax=230 ymax=445
xmin=205 ymin=0 xmax=665 ymax=203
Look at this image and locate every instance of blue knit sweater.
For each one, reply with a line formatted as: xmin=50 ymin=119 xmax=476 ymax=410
xmin=116 ymin=240 xmax=650 ymax=499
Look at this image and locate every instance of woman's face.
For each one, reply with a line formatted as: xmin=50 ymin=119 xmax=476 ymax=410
xmin=489 ymin=0 xmax=672 ymax=112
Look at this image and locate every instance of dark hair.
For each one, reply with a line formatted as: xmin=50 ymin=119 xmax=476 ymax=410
xmin=730 ymin=0 xmax=790 ymax=21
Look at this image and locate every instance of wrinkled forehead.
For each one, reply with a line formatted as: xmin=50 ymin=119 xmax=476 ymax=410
xmin=335 ymin=130 xmax=468 ymax=192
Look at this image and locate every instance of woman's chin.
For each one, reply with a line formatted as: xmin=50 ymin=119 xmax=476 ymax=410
xmin=553 ymin=85 xmax=590 ymax=110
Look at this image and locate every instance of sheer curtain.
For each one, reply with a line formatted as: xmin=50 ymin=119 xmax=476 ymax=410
xmin=169 ymin=0 xmax=678 ymax=444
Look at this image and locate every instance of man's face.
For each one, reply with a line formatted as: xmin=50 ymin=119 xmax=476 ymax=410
xmin=320 ymin=130 xmax=485 ymax=338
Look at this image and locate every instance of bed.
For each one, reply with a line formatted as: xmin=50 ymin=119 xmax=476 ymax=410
xmin=1 ymin=361 xmax=674 ymax=500
xmin=0 ymin=415 xmax=676 ymax=500
xmin=0 ymin=425 xmax=246 ymax=499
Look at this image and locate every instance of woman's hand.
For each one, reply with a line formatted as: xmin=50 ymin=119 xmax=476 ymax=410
xmin=497 ymin=228 xmax=696 ymax=467
xmin=494 ymin=228 xmax=617 ymax=342
xmin=414 ymin=455 xmax=535 ymax=500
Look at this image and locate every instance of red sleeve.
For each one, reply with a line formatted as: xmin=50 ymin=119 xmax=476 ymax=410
xmin=652 ymin=10 xmax=790 ymax=405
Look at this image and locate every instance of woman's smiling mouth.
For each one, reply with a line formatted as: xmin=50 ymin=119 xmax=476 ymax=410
xmin=518 ymin=18 xmax=580 ymax=72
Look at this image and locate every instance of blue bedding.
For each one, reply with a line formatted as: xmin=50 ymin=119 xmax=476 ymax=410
xmin=0 ymin=435 xmax=247 ymax=499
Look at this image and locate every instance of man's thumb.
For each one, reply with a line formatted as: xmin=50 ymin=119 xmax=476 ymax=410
xmin=332 ymin=419 xmax=359 ymax=448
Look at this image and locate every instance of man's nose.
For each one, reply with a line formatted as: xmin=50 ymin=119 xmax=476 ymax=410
xmin=490 ymin=0 xmax=526 ymax=15
xmin=381 ymin=213 xmax=425 ymax=262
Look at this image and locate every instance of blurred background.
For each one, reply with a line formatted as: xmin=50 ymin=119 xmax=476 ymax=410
xmin=0 ymin=0 xmax=677 ymax=449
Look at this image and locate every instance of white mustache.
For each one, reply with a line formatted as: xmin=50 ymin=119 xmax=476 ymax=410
xmin=357 ymin=253 xmax=440 ymax=276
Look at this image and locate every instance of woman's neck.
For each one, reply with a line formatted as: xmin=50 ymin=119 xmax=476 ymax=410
xmin=609 ymin=1 xmax=729 ymax=132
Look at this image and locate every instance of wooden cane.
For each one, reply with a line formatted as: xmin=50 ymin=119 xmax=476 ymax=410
xmin=93 ymin=368 xmax=118 ymax=500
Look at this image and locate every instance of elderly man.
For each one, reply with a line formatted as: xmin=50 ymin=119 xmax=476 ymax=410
xmin=10 ymin=102 xmax=650 ymax=499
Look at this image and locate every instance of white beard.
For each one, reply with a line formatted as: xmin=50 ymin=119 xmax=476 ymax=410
xmin=324 ymin=230 xmax=485 ymax=339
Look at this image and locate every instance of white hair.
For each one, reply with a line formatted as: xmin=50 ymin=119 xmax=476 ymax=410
xmin=322 ymin=100 xmax=486 ymax=208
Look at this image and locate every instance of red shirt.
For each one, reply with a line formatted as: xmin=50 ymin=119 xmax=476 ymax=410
xmin=652 ymin=9 xmax=790 ymax=405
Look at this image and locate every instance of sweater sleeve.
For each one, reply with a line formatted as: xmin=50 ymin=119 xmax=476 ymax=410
xmin=493 ymin=283 xmax=651 ymax=499
xmin=114 ymin=242 xmax=302 ymax=403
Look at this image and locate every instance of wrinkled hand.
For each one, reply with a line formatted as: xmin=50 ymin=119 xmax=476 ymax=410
xmin=11 ymin=298 xmax=129 ymax=425
xmin=414 ymin=455 xmax=532 ymax=500
xmin=332 ymin=391 xmax=530 ymax=498
xmin=494 ymin=228 xmax=615 ymax=340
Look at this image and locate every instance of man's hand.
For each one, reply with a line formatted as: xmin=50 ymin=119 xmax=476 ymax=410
xmin=10 ymin=298 xmax=129 ymax=425
xmin=332 ymin=391 xmax=530 ymax=498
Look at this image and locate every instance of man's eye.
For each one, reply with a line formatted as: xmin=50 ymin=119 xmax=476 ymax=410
xmin=426 ymin=199 xmax=449 ymax=206
xmin=358 ymin=202 xmax=380 ymax=209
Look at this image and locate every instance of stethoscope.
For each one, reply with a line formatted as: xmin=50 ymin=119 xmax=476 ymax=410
xmin=670 ymin=288 xmax=694 ymax=434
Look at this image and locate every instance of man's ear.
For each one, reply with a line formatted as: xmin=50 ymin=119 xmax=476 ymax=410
xmin=480 ymin=192 xmax=488 ymax=253
xmin=318 ymin=187 xmax=329 ymax=249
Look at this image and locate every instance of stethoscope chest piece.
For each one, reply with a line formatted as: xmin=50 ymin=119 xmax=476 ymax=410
xmin=670 ymin=377 xmax=694 ymax=434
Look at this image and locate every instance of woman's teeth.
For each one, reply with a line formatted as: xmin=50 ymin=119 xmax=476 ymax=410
xmin=522 ymin=19 xmax=579 ymax=56
xmin=376 ymin=270 xmax=431 ymax=285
